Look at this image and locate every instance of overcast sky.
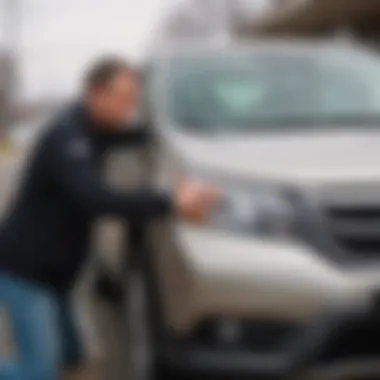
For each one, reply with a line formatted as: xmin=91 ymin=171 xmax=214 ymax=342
xmin=0 ymin=0 xmax=269 ymax=101
xmin=0 ymin=0 xmax=177 ymax=101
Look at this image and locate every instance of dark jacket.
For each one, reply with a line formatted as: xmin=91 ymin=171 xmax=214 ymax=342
xmin=0 ymin=103 xmax=171 ymax=293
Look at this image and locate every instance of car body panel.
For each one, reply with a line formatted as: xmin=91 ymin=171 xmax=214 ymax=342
xmin=149 ymin=220 xmax=380 ymax=332
xmin=142 ymin=41 xmax=380 ymax=335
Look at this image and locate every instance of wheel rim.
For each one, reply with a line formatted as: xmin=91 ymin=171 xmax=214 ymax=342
xmin=125 ymin=270 xmax=153 ymax=380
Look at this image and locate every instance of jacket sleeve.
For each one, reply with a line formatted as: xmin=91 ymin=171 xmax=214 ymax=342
xmin=45 ymin=128 xmax=172 ymax=219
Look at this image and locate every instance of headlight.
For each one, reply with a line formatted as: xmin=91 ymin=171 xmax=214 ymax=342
xmin=209 ymin=185 xmax=296 ymax=238
xmin=181 ymin=172 xmax=297 ymax=238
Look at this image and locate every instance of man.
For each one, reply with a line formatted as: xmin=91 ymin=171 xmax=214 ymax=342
xmin=0 ymin=57 xmax=218 ymax=380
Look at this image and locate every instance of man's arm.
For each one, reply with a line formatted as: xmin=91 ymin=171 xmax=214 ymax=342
xmin=45 ymin=128 xmax=172 ymax=219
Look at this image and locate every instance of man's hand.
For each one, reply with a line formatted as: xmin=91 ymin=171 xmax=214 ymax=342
xmin=174 ymin=180 xmax=220 ymax=223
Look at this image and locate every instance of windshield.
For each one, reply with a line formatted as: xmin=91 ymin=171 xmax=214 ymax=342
xmin=165 ymin=49 xmax=380 ymax=132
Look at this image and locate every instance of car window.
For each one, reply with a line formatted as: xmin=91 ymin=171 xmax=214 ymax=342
xmin=164 ymin=49 xmax=380 ymax=132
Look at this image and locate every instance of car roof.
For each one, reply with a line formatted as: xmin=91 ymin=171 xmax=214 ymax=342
xmin=147 ymin=38 xmax=376 ymax=63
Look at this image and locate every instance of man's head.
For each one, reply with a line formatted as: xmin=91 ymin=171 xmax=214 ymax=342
xmin=84 ymin=56 xmax=139 ymax=129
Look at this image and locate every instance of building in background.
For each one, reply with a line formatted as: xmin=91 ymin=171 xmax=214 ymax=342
xmin=239 ymin=0 xmax=380 ymax=43
xmin=161 ymin=0 xmax=380 ymax=46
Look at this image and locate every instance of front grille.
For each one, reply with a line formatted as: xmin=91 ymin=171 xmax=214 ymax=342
xmin=323 ymin=205 xmax=380 ymax=258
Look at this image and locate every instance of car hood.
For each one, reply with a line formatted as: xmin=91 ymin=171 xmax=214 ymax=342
xmin=169 ymin=129 xmax=380 ymax=187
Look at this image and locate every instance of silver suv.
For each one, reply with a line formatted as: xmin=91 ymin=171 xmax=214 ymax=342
xmin=97 ymin=41 xmax=380 ymax=379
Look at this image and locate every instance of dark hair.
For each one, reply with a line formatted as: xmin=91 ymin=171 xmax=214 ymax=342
xmin=84 ymin=56 xmax=136 ymax=89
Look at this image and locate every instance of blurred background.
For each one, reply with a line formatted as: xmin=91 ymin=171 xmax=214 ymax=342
xmin=1 ymin=0 xmax=380 ymax=146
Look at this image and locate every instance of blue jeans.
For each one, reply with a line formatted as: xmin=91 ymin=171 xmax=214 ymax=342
xmin=0 ymin=273 xmax=84 ymax=380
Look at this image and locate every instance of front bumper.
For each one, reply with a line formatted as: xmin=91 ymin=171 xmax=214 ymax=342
xmin=159 ymin=225 xmax=377 ymax=332
xmin=95 ymin=266 xmax=380 ymax=379
xmin=158 ymin=301 xmax=380 ymax=378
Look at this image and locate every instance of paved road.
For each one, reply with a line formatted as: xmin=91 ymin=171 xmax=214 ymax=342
xmin=0 ymin=147 xmax=134 ymax=380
